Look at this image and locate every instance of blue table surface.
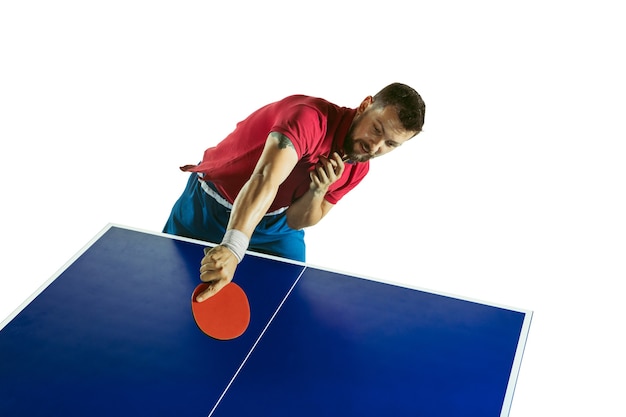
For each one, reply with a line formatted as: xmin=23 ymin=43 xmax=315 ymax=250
xmin=0 ymin=225 xmax=530 ymax=417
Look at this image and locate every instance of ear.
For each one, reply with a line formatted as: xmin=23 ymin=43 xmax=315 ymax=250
xmin=356 ymin=95 xmax=374 ymax=115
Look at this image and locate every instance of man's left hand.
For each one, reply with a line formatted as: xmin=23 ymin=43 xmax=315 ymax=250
xmin=310 ymin=152 xmax=345 ymax=193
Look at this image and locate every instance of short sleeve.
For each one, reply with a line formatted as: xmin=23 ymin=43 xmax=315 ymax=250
xmin=270 ymin=104 xmax=325 ymax=159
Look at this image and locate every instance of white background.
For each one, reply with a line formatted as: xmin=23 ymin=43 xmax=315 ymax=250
xmin=1 ymin=1 xmax=624 ymax=415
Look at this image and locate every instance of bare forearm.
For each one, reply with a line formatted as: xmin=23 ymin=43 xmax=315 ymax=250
xmin=286 ymin=189 xmax=328 ymax=230
xmin=225 ymin=132 xmax=298 ymax=237
xmin=286 ymin=153 xmax=342 ymax=230
xmin=227 ymin=173 xmax=278 ymax=237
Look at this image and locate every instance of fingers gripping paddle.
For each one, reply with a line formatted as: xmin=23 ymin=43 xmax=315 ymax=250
xmin=191 ymin=282 xmax=250 ymax=340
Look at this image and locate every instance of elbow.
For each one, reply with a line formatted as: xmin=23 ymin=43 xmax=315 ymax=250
xmin=286 ymin=214 xmax=305 ymax=230
xmin=286 ymin=211 xmax=318 ymax=230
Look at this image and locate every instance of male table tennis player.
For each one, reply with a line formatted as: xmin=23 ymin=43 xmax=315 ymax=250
xmin=163 ymin=82 xmax=425 ymax=302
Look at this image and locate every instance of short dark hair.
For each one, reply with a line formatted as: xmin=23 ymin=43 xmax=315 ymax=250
xmin=373 ymin=82 xmax=425 ymax=134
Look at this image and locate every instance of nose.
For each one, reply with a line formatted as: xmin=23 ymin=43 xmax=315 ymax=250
xmin=368 ymin=138 xmax=385 ymax=155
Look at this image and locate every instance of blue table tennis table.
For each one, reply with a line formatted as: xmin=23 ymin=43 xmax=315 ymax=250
xmin=0 ymin=224 xmax=531 ymax=416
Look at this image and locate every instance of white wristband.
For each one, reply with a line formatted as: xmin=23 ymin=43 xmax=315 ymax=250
xmin=220 ymin=229 xmax=249 ymax=263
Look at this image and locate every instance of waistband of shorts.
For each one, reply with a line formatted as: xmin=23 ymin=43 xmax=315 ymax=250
xmin=197 ymin=174 xmax=289 ymax=217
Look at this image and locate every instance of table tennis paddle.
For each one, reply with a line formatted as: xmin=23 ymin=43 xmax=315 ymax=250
xmin=191 ymin=282 xmax=250 ymax=340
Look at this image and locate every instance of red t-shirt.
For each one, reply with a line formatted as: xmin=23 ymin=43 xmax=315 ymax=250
xmin=182 ymin=95 xmax=369 ymax=212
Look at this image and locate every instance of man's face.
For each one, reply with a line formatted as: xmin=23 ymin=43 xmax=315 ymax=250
xmin=343 ymin=97 xmax=416 ymax=163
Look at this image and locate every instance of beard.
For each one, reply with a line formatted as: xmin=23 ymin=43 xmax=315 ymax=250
xmin=343 ymin=134 xmax=374 ymax=163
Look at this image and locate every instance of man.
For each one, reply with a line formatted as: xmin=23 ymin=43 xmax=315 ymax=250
xmin=163 ymin=82 xmax=425 ymax=302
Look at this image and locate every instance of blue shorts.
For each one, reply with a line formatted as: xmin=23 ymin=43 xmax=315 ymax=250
xmin=163 ymin=174 xmax=306 ymax=262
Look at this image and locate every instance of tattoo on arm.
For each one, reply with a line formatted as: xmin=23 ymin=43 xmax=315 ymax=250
xmin=270 ymin=132 xmax=295 ymax=151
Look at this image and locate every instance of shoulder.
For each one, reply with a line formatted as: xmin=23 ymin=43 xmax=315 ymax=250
xmin=272 ymin=95 xmax=340 ymax=118
xmin=269 ymin=96 xmax=334 ymax=140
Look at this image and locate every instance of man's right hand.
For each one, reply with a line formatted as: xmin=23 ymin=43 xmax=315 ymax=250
xmin=196 ymin=245 xmax=238 ymax=302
